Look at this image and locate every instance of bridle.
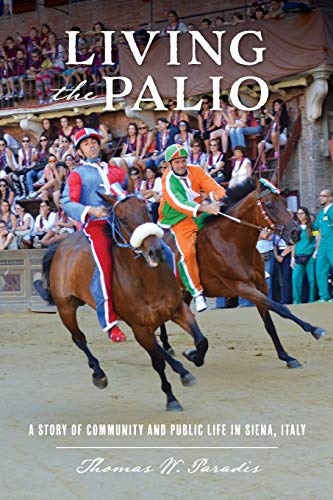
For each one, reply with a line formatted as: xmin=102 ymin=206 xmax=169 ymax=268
xmin=218 ymin=187 xmax=285 ymax=236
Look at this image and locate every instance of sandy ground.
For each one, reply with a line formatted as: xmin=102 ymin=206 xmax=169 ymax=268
xmin=1 ymin=303 xmax=332 ymax=500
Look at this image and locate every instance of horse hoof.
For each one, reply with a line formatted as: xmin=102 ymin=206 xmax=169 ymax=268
xmin=167 ymin=400 xmax=183 ymax=412
xmin=287 ymin=359 xmax=303 ymax=369
xmin=167 ymin=347 xmax=176 ymax=356
xmin=312 ymin=327 xmax=326 ymax=340
xmin=181 ymin=373 xmax=197 ymax=387
xmin=183 ymin=348 xmax=197 ymax=363
xmin=93 ymin=375 xmax=108 ymax=389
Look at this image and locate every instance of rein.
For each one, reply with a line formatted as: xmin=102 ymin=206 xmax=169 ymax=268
xmin=218 ymin=188 xmax=284 ymax=235
xmin=107 ymin=194 xmax=143 ymax=257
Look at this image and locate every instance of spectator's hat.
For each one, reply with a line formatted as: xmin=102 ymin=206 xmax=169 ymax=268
xmin=74 ymin=128 xmax=102 ymax=149
xmin=165 ymin=144 xmax=188 ymax=163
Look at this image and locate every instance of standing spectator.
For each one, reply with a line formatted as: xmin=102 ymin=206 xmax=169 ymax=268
xmin=13 ymin=201 xmax=34 ymax=248
xmin=313 ymin=190 xmax=333 ymax=302
xmin=161 ymin=10 xmax=187 ymax=37
xmin=58 ymin=116 xmax=74 ymax=139
xmin=17 ymin=26 xmax=41 ymax=57
xmin=27 ymin=135 xmax=50 ymax=198
xmin=128 ymin=167 xmax=143 ymax=196
xmin=40 ymin=24 xmax=51 ymax=49
xmin=0 ymin=56 xmax=8 ymax=100
xmin=273 ymin=233 xmax=293 ymax=304
xmin=187 ymin=140 xmax=207 ymax=168
xmin=36 ymin=32 xmax=66 ymax=104
xmin=196 ymin=95 xmax=216 ymax=153
xmin=228 ymin=145 xmax=252 ymax=189
xmin=291 ymin=206 xmax=316 ymax=303
xmin=13 ymin=135 xmax=36 ymax=199
xmin=257 ymin=228 xmax=275 ymax=299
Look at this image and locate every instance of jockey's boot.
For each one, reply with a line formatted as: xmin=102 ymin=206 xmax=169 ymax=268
xmin=108 ymin=324 xmax=127 ymax=343
xmin=194 ymin=293 xmax=207 ymax=313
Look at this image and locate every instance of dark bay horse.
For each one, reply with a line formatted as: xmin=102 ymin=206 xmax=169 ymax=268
xmin=164 ymin=178 xmax=326 ymax=368
xmin=39 ymin=194 xmax=208 ymax=411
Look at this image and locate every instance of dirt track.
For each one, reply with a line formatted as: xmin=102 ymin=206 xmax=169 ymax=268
xmin=1 ymin=303 xmax=332 ymax=499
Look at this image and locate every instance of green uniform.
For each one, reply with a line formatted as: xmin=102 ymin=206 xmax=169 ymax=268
xmin=314 ymin=205 xmax=333 ymax=301
xmin=292 ymin=226 xmax=316 ymax=304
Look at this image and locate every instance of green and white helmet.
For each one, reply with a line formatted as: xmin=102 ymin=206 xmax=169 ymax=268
xmin=165 ymin=144 xmax=189 ymax=163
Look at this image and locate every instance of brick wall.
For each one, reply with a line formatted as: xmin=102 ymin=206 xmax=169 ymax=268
xmin=0 ymin=0 xmax=248 ymax=41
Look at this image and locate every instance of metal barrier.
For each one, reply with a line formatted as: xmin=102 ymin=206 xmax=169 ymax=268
xmin=0 ymin=248 xmax=55 ymax=312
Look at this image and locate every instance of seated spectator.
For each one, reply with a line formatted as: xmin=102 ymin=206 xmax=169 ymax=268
xmin=187 ymin=23 xmax=196 ymax=30
xmin=0 ymin=138 xmax=18 ymax=182
xmin=229 ymin=108 xmax=261 ymax=150
xmin=13 ymin=201 xmax=34 ymax=248
xmin=27 ymin=135 xmax=50 ymax=198
xmin=26 ymin=49 xmax=42 ymax=81
xmin=201 ymin=18 xmax=212 ymax=29
xmin=265 ymin=0 xmax=285 ymax=18
xmin=33 ymin=154 xmax=63 ymax=207
xmin=72 ymin=116 xmax=87 ymax=135
xmin=70 ymin=43 xmax=90 ymax=87
xmin=36 ymin=32 xmax=66 ymax=104
xmin=88 ymin=41 xmax=105 ymax=87
xmin=58 ymin=116 xmax=74 ymax=140
xmin=146 ymin=117 xmax=175 ymax=169
xmin=0 ymin=127 xmax=20 ymax=155
xmin=110 ymin=122 xmax=138 ymax=171
xmin=232 ymin=13 xmax=245 ymax=25
xmin=204 ymin=139 xmax=225 ymax=182
xmin=41 ymin=199 xmax=75 ymax=247
xmin=128 ymin=167 xmax=143 ymax=195
xmin=214 ymin=17 xmax=225 ymax=27
xmin=0 ymin=199 xmax=16 ymax=231
xmin=166 ymin=99 xmax=189 ymax=134
xmin=187 ymin=139 xmax=207 ymax=168
xmin=3 ymin=36 xmax=18 ymax=67
xmin=13 ymin=135 xmax=37 ymax=199
xmin=40 ymin=24 xmax=51 ymax=49
xmin=31 ymin=200 xmax=56 ymax=248
xmin=17 ymin=26 xmax=41 ymax=57
xmin=252 ymin=6 xmax=267 ymax=19
xmin=196 ymin=95 xmax=216 ymax=153
xmin=0 ymin=219 xmax=17 ymax=250
xmin=40 ymin=118 xmax=58 ymax=144
xmin=87 ymin=113 xmax=109 ymax=150
xmin=174 ymin=121 xmax=193 ymax=151
xmin=210 ymin=95 xmax=231 ymax=154
xmin=258 ymin=99 xmax=289 ymax=168
xmin=161 ymin=10 xmax=187 ymax=37
xmin=140 ymin=165 xmax=162 ymax=223
xmin=6 ymin=48 xmax=28 ymax=99
xmin=291 ymin=206 xmax=316 ymax=303
xmin=248 ymin=0 xmax=266 ymax=18
xmin=134 ymin=121 xmax=155 ymax=171
xmin=0 ymin=178 xmax=14 ymax=206
xmin=228 ymin=145 xmax=252 ymax=188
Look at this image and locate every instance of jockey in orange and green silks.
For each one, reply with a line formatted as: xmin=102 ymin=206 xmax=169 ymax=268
xmin=158 ymin=144 xmax=225 ymax=312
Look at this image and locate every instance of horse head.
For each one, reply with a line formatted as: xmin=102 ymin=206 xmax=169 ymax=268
xmin=99 ymin=192 xmax=166 ymax=268
xmin=256 ymin=178 xmax=300 ymax=245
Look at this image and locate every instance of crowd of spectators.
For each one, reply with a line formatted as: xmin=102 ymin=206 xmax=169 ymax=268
xmin=0 ymin=2 xmax=312 ymax=106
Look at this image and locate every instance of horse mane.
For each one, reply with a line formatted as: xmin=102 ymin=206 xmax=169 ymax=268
xmin=224 ymin=177 xmax=256 ymax=212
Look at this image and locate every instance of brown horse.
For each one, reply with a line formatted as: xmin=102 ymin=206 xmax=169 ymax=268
xmin=38 ymin=193 xmax=209 ymax=411
xmin=163 ymin=177 xmax=326 ymax=368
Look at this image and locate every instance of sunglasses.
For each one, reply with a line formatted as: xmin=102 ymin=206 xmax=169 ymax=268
xmin=40 ymin=138 xmax=47 ymax=142
xmin=202 ymin=101 xmax=209 ymax=104
xmin=130 ymin=172 xmax=139 ymax=176
xmin=210 ymin=143 xmax=218 ymax=146
xmin=139 ymin=126 xmax=147 ymax=130
xmin=22 ymin=139 xmax=30 ymax=143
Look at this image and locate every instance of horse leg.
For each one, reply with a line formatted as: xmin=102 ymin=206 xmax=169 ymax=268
xmin=231 ymin=281 xmax=326 ymax=341
xmin=157 ymin=343 xmax=197 ymax=387
xmin=172 ymin=301 xmax=209 ymax=367
xmin=133 ymin=327 xmax=183 ymax=411
xmin=159 ymin=323 xmax=175 ymax=355
xmin=57 ymin=301 xmax=108 ymax=389
xmin=256 ymin=305 xmax=302 ymax=368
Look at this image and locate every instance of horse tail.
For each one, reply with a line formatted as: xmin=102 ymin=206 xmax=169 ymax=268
xmin=33 ymin=243 xmax=59 ymax=305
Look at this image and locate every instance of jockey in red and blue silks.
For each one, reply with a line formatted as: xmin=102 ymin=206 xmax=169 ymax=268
xmin=62 ymin=128 xmax=127 ymax=342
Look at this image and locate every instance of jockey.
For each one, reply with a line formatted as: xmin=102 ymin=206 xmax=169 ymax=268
xmin=62 ymin=128 xmax=127 ymax=342
xmin=159 ymin=143 xmax=226 ymax=312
